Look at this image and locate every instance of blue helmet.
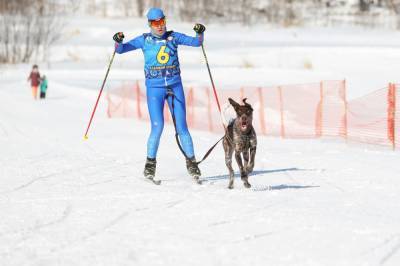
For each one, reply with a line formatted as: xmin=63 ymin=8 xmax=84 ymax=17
xmin=146 ymin=8 xmax=165 ymax=21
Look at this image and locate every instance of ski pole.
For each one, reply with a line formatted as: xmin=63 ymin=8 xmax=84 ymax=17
xmin=200 ymin=43 xmax=226 ymax=130
xmin=83 ymin=50 xmax=116 ymax=140
xmin=201 ymin=44 xmax=221 ymax=112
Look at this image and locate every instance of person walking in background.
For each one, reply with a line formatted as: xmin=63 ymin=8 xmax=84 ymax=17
xmin=39 ymin=75 xmax=48 ymax=99
xmin=112 ymin=7 xmax=206 ymax=184
xmin=27 ymin=65 xmax=41 ymax=100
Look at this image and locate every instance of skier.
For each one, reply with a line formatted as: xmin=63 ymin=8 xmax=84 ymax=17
xmin=113 ymin=7 xmax=206 ymax=184
xmin=27 ymin=65 xmax=41 ymax=100
xmin=39 ymin=75 xmax=48 ymax=99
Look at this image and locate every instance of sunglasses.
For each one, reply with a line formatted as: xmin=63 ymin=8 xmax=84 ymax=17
xmin=149 ymin=17 xmax=166 ymax=27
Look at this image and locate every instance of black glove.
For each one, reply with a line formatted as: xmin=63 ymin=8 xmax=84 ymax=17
xmin=193 ymin=23 xmax=205 ymax=34
xmin=113 ymin=32 xmax=125 ymax=43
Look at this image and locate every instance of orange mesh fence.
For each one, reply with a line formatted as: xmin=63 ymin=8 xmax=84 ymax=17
xmin=106 ymin=80 xmax=398 ymax=150
xmin=347 ymin=87 xmax=389 ymax=147
xmin=395 ymin=84 xmax=399 ymax=149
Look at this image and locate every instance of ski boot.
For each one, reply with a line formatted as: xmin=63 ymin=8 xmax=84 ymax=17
xmin=186 ymin=156 xmax=202 ymax=184
xmin=143 ymin=157 xmax=161 ymax=185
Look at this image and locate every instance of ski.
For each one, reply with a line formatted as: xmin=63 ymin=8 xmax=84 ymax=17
xmin=144 ymin=175 xmax=203 ymax=185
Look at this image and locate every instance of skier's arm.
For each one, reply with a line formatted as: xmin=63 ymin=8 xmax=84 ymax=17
xmin=174 ymin=32 xmax=204 ymax=47
xmin=115 ymin=35 xmax=144 ymax=54
xmin=174 ymin=24 xmax=205 ymax=47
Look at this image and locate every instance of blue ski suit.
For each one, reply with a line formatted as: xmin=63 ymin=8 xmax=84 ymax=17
xmin=115 ymin=31 xmax=203 ymax=159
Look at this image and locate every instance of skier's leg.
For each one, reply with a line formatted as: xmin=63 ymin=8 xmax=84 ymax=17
xmin=143 ymin=86 xmax=166 ymax=181
xmin=146 ymin=86 xmax=166 ymax=159
xmin=32 ymin=86 xmax=38 ymax=100
xmin=166 ymin=82 xmax=194 ymax=158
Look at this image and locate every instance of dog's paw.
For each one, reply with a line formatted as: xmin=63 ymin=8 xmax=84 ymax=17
xmin=228 ymin=180 xmax=234 ymax=189
xmin=243 ymin=181 xmax=251 ymax=188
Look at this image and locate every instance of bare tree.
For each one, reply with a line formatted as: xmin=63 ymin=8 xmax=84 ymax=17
xmin=387 ymin=0 xmax=400 ymax=28
xmin=86 ymin=0 xmax=96 ymax=15
xmin=136 ymin=0 xmax=145 ymax=16
xmin=360 ymin=0 xmax=369 ymax=11
xmin=0 ymin=0 xmax=66 ymax=63
xmin=117 ymin=0 xmax=133 ymax=16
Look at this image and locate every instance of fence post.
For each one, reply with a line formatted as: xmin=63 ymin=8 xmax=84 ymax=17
xmin=207 ymin=87 xmax=213 ymax=132
xmin=164 ymin=103 xmax=169 ymax=123
xmin=135 ymin=81 xmax=142 ymax=119
xmin=278 ymin=86 xmax=285 ymax=138
xmin=187 ymin=87 xmax=194 ymax=127
xmin=106 ymin=92 xmax=111 ymax=118
xmin=340 ymin=79 xmax=348 ymax=139
xmin=395 ymin=83 xmax=397 ymax=150
xmin=257 ymin=87 xmax=267 ymax=135
xmin=388 ymin=83 xmax=396 ymax=150
xmin=240 ymin=87 xmax=244 ymax=102
xmin=315 ymin=81 xmax=323 ymax=137
xmin=122 ymin=84 xmax=127 ymax=117
xmin=394 ymin=84 xmax=397 ymax=150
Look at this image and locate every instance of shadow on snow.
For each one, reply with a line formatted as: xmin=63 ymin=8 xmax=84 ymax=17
xmin=204 ymin=167 xmax=320 ymax=191
xmin=205 ymin=167 xmax=307 ymax=181
xmin=252 ymin=184 xmax=320 ymax=192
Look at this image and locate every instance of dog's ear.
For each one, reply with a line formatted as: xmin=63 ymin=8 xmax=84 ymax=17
xmin=228 ymin=98 xmax=240 ymax=109
xmin=242 ymin=98 xmax=253 ymax=111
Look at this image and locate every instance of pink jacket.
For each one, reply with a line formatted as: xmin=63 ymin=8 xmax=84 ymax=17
xmin=28 ymin=72 xmax=41 ymax=87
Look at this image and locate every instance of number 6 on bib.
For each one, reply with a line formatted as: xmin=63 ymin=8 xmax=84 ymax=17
xmin=157 ymin=46 xmax=169 ymax=64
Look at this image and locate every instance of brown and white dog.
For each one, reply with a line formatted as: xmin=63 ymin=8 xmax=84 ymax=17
xmin=223 ymin=98 xmax=257 ymax=189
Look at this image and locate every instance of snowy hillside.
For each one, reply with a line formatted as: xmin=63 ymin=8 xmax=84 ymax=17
xmin=0 ymin=14 xmax=400 ymax=266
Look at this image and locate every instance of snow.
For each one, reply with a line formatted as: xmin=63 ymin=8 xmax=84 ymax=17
xmin=0 ymin=15 xmax=399 ymax=266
